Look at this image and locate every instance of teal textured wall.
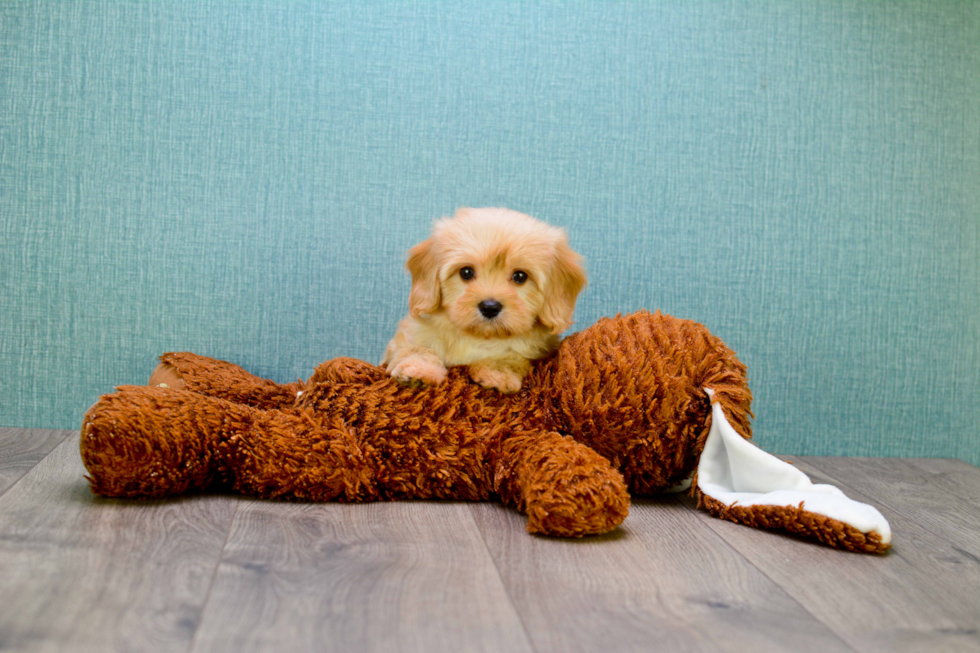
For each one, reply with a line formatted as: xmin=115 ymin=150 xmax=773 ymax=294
xmin=2 ymin=1 xmax=978 ymax=463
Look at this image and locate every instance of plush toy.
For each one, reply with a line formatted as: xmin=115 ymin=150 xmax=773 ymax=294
xmin=80 ymin=311 xmax=891 ymax=553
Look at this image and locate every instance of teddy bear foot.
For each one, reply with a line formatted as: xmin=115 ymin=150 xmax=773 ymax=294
xmin=80 ymin=386 xmax=221 ymax=498
xmin=492 ymin=430 xmax=631 ymax=537
xmin=148 ymin=362 xmax=185 ymax=390
xmin=523 ymin=469 xmax=631 ymax=537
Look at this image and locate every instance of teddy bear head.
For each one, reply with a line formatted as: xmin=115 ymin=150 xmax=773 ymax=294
xmin=533 ymin=311 xmax=753 ymax=494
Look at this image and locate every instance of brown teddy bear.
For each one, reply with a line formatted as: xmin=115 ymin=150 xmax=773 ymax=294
xmin=80 ymin=311 xmax=890 ymax=553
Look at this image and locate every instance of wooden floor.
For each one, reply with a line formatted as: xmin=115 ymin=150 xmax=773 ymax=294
xmin=1 ymin=428 xmax=979 ymax=653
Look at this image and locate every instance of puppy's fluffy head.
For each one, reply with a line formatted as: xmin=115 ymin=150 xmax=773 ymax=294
xmin=406 ymin=207 xmax=587 ymax=337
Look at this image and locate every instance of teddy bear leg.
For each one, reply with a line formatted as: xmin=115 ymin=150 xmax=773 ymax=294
xmin=154 ymin=352 xmax=302 ymax=409
xmin=489 ymin=429 xmax=630 ymax=537
xmin=308 ymin=357 xmax=388 ymax=386
xmin=81 ymin=384 xmax=387 ymax=503
xmin=81 ymin=386 xmax=226 ymax=498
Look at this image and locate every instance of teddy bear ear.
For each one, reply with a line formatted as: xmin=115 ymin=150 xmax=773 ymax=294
xmin=696 ymin=389 xmax=892 ymax=554
xmin=406 ymin=238 xmax=441 ymax=317
xmin=540 ymin=238 xmax=587 ymax=334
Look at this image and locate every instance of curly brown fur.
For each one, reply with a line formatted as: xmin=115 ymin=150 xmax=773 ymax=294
xmin=156 ymin=352 xmax=303 ymax=409
xmin=696 ymin=490 xmax=890 ymax=554
xmin=81 ymin=311 xmax=759 ymax=540
xmin=542 ymin=311 xmax=753 ymax=494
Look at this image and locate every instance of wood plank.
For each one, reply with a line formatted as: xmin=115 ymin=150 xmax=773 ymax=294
xmin=0 ymin=428 xmax=74 ymax=497
xmin=191 ymin=501 xmax=534 ymax=653
xmin=896 ymin=457 xmax=980 ymax=509
xmin=0 ymin=433 xmax=237 ymax=652
xmin=677 ymin=456 xmax=980 ymax=653
xmin=470 ymin=497 xmax=855 ymax=653
xmin=801 ymin=457 xmax=980 ymax=557
xmin=905 ymin=457 xmax=980 ymax=483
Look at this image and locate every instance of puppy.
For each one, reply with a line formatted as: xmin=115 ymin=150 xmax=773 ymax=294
xmin=383 ymin=207 xmax=587 ymax=394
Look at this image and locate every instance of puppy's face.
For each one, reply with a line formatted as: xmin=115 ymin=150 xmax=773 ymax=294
xmin=406 ymin=208 xmax=586 ymax=338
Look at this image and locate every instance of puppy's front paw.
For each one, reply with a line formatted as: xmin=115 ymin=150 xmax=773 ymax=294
xmin=389 ymin=356 xmax=447 ymax=388
xmin=469 ymin=363 xmax=524 ymax=394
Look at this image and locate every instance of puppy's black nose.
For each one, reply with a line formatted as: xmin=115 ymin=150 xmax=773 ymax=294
xmin=478 ymin=300 xmax=503 ymax=319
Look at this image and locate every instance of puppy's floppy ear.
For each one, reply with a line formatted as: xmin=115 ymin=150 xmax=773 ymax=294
xmin=406 ymin=238 xmax=441 ymax=317
xmin=540 ymin=238 xmax=587 ymax=334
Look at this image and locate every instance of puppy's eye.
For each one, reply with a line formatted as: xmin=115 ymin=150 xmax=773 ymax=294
xmin=511 ymin=270 xmax=528 ymax=284
xmin=459 ymin=267 xmax=475 ymax=281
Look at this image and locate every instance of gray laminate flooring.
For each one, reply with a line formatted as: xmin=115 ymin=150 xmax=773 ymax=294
xmin=1 ymin=427 xmax=978 ymax=653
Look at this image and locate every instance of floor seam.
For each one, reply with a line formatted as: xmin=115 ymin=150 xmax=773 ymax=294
xmin=466 ymin=503 xmax=541 ymax=653
xmin=0 ymin=429 xmax=77 ymax=501
xmin=185 ymin=498 xmax=242 ymax=653
xmin=670 ymin=493 xmax=863 ymax=653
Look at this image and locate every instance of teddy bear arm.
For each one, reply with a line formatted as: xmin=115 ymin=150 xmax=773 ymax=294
xmin=488 ymin=429 xmax=630 ymax=537
xmin=155 ymin=352 xmax=303 ymax=409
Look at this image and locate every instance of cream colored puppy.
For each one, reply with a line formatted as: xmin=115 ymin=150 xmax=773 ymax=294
xmin=383 ymin=207 xmax=587 ymax=394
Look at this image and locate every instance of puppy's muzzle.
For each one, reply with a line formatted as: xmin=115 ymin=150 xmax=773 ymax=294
xmin=478 ymin=300 xmax=503 ymax=319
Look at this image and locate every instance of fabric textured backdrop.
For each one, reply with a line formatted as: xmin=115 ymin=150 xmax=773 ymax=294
xmin=2 ymin=1 xmax=978 ymax=463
